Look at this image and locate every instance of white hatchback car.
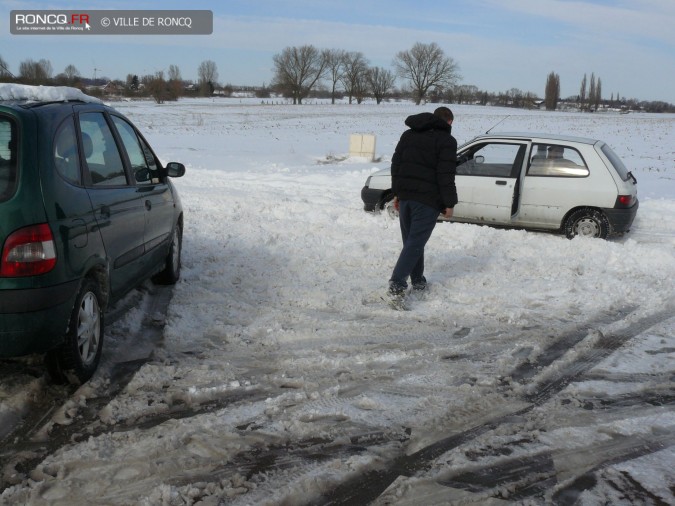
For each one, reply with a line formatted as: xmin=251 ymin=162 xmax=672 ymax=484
xmin=361 ymin=133 xmax=638 ymax=238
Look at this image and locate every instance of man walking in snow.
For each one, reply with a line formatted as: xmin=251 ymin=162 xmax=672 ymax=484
xmin=388 ymin=106 xmax=458 ymax=307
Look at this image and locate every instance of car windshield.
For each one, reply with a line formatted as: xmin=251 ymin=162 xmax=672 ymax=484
xmin=600 ymin=143 xmax=631 ymax=181
xmin=0 ymin=115 xmax=17 ymax=202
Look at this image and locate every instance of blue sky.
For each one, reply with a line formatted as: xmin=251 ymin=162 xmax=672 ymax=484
xmin=2 ymin=0 xmax=674 ymax=102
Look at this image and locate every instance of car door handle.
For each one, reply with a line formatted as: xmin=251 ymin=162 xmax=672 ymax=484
xmin=145 ymin=200 xmax=152 ymax=211
xmin=71 ymin=218 xmax=88 ymax=248
xmin=495 ymin=180 xmax=507 ymax=186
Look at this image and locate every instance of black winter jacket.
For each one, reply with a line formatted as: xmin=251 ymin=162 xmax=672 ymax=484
xmin=391 ymin=112 xmax=458 ymax=211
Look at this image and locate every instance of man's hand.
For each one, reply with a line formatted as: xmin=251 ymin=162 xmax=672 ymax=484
xmin=393 ymin=197 xmax=400 ymax=211
xmin=442 ymin=207 xmax=453 ymax=219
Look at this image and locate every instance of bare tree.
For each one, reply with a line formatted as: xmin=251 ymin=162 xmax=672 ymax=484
xmin=197 ymin=60 xmax=218 ymax=96
xmin=0 ymin=55 xmax=11 ymax=79
xmin=354 ymin=74 xmax=370 ymax=104
xmin=579 ymin=73 xmax=587 ymax=108
xmin=594 ymin=77 xmax=602 ymax=111
xmin=340 ymin=51 xmax=369 ymax=104
xmin=523 ymin=91 xmax=538 ymax=109
xmin=393 ymin=42 xmax=460 ymax=105
xmin=39 ymin=59 xmax=53 ymax=80
xmin=324 ymin=49 xmax=346 ymax=104
xmin=39 ymin=59 xmax=53 ymax=81
xmin=367 ymin=67 xmax=395 ymax=104
xmin=544 ymin=71 xmax=560 ymax=110
xmin=454 ymin=84 xmax=479 ymax=104
xmin=507 ymin=88 xmax=524 ymax=108
xmin=167 ymin=64 xmax=183 ymax=100
xmin=148 ymin=71 xmax=168 ymax=104
xmin=272 ymin=45 xmax=328 ymax=104
xmin=62 ymin=64 xmax=80 ymax=85
xmin=19 ymin=58 xmax=53 ymax=84
xmin=588 ymin=72 xmax=597 ymax=111
xmin=168 ymin=64 xmax=182 ymax=82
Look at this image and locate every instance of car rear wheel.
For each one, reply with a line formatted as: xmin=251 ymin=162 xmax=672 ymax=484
xmin=152 ymin=224 xmax=182 ymax=285
xmin=564 ymin=208 xmax=609 ymax=239
xmin=45 ymin=278 xmax=104 ymax=385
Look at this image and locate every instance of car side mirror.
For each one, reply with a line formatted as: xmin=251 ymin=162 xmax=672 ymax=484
xmin=475 ymin=155 xmax=485 ymax=164
xmin=165 ymin=162 xmax=185 ymax=178
xmin=135 ymin=168 xmax=151 ymax=182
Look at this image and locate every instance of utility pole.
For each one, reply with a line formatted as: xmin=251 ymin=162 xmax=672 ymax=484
xmin=93 ymin=67 xmax=101 ymax=85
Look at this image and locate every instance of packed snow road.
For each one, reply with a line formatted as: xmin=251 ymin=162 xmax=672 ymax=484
xmin=2 ymin=286 xmax=673 ymax=504
xmin=1 ymin=100 xmax=674 ymax=504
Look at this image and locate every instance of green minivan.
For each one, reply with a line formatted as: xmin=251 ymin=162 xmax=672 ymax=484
xmin=0 ymin=84 xmax=185 ymax=384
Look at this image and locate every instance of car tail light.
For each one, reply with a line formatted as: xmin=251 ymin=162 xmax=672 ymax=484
xmin=615 ymin=195 xmax=636 ymax=208
xmin=1 ymin=224 xmax=57 ymax=277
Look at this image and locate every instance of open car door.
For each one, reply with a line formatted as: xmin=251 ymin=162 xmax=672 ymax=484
xmin=452 ymin=142 xmax=527 ymax=224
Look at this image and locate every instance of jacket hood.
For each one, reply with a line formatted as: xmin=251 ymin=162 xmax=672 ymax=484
xmin=404 ymin=112 xmax=451 ymax=132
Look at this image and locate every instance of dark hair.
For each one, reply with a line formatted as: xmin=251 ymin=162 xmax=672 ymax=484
xmin=433 ymin=106 xmax=454 ymax=122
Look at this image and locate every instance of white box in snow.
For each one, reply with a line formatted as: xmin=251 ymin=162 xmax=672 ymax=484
xmin=349 ymin=134 xmax=376 ymax=161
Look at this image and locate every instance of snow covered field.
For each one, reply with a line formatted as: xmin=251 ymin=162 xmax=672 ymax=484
xmin=1 ymin=98 xmax=674 ymax=505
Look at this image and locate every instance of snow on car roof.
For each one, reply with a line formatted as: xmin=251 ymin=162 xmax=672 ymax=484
xmin=0 ymin=83 xmax=103 ymax=104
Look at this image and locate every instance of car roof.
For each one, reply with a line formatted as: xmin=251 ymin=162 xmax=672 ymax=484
xmin=0 ymin=99 xmax=91 ymax=111
xmin=470 ymin=132 xmax=601 ymax=145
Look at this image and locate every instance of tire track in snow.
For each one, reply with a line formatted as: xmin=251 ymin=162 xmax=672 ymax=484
xmin=433 ymin=432 xmax=674 ymax=503
xmin=164 ymin=429 xmax=410 ymax=491
xmin=521 ymin=306 xmax=675 ymax=405
xmin=316 ymin=306 xmax=675 ymax=505
xmin=0 ymin=285 xmax=174 ymax=491
xmin=509 ymin=305 xmax=639 ymax=385
xmin=549 ymin=436 xmax=675 ymax=505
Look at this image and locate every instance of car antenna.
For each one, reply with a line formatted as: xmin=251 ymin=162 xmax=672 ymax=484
xmin=485 ymin=115 xmax=511 ymax=134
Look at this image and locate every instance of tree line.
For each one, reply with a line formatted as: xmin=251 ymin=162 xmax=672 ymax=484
xmin=1 ymin=46 xmax=673 ymax=113
xmin=0 ymin=55 xmax=222 ymax=104
xmin=271 ymin=42 xmax=459 ymax=105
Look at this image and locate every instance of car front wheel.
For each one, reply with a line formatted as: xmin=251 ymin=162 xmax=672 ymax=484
xmin=45 ymin=278 xmax=104 ymax=384
xmin=564 ymin=208 xmax=610 ymax=239
xmin=382 ymin=197 xmax=399 ymax=220
xmin=152 ymin=224 xmax=182 ymax=285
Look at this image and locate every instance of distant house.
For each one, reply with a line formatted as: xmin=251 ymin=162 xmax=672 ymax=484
xmin=102 ymin=81 xmax=124 ymax=96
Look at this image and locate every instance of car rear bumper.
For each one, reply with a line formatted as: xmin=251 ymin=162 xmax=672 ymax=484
xmin=0 ymin=279 xmax=79 ymax=356
xmin=361 ymin=186 xmax=387 ymax=212
xmin=603 ymin=200 xmax=639 ymax=234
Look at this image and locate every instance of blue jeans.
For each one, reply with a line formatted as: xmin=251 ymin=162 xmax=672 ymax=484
xmin=389 ymin=200 xmax=439 ymax=291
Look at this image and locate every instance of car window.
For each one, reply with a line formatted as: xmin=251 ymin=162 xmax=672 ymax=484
xmin=79 ymin=112 xmax=128 ymax=186
xmin=600 ymin=143 xmax=631 ymax=181
xmin=111 ymin=115 xmax=159 ymax=186
xmin=528 ymin=143 xmax=589 ymax=177
xmin=53 ymin=118 xmax=81 ymax=185
xmin=0 ymin=116 xmax=18 ymax=201
xmin=457 ymin=143 xmax=523 ymax=177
